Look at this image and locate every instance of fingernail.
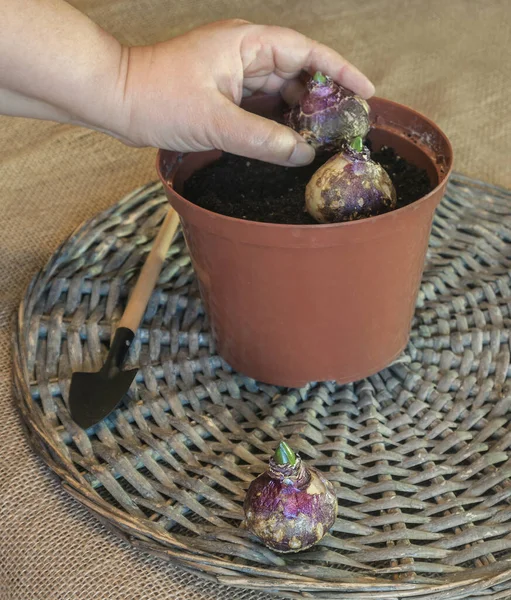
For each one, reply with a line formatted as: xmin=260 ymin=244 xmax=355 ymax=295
xmin=289 ymin=142 xmax=315 ymax=166
xmin=365 ymin=80 xmax=376 ymax=99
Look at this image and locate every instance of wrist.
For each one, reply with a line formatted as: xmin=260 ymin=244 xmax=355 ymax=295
xmin=65 ymin=34 xmax=128 ymax=135
xmin=105 ymin=44 xmax=154 ymax=146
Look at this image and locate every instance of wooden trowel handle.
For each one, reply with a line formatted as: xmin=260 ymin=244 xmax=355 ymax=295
xmin=118 ymin=207 xmax=180 ymax=332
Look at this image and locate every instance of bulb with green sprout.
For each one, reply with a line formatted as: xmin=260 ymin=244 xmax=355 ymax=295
xmin=285 ymin=71 xmax=371 ymax=152
xmin=243 ymin=441 xmax=338 ymax=553
xmin=305 ymin=136 xmax=397 ymax=223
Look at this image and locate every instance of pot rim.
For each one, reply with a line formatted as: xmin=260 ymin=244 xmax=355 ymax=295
xmin=156 ymin=96 xmax=454 ymax=231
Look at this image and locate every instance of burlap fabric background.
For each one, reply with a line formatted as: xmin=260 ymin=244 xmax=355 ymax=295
xmin=1 ymin=1 xmax=509 ymax=599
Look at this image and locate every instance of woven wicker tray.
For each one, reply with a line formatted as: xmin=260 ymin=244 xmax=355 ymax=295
xmin=12 ymin=173 xmax=511 ymax=600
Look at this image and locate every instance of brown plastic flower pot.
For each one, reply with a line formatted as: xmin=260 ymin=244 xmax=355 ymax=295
xmin=157 ymin=95 xmax=453 ymax=387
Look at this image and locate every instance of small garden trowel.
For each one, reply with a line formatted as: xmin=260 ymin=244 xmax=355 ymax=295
xmin=69 ymin=207 xmax=180 ymax=429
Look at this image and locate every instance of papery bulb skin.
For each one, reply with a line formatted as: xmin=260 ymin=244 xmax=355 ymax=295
xmin=243 ymin=442 xmax=338 ymax=553
xmin=306 ymin=145 xmax=397 ymax=223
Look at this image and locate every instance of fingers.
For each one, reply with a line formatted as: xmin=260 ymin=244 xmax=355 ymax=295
xmin=280 ymin=78 xmax=306 ymax=106
xmin=305 ymin=40 xmax=375 ymax=99
xmin=208 ymin=97 xmax=315 ymax=166
xmin=243 ymin=25 xmax=375 ymax=99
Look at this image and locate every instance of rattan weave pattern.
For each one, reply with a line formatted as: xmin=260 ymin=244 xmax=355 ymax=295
xmin=12 ymin=173 xmax=511 ymax=600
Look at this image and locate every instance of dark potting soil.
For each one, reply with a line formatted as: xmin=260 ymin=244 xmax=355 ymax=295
xmin=184 ymin=146 xmax=433 ymax=225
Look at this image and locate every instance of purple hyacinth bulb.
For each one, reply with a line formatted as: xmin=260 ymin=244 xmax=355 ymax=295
xmin=243 ymin=442 xmax=338 ymax=553
xmin=285 ymin=72 xmax=370 ymax=152
xmin=306 ymin=142 xmax=397 ymax=223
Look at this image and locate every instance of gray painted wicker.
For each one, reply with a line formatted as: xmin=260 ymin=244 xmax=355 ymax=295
xmin=12 ymin=173 xmax=511 ymax=600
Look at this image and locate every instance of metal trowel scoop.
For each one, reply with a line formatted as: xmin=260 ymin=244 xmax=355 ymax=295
xmin=69 ymin=207 xmax=180 ymax=429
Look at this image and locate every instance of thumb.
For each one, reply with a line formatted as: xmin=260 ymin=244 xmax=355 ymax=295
xmin=208 ymin=98 xmax=315 ymax=166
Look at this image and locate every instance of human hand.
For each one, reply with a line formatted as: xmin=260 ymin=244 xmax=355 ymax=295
xmin=0 ymin=8 xmax=374 ymax=167
xmin=113 ymin=19 xmax=375 ymax=166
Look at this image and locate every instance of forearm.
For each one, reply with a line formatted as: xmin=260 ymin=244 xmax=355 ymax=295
xmin=0 ymin=0 xmax=127 ymax=130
